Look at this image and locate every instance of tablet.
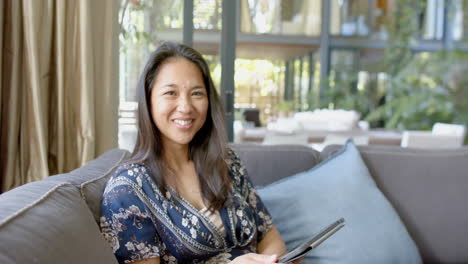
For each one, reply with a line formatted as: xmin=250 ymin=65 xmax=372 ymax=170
xmin=277 ymin=218 xmax=345 ymax=263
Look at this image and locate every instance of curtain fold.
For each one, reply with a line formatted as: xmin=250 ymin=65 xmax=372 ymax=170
xmin=0 ymin=0 xmax=119 ymax=192
xmin=1 ymin=0 xmax=24 ymax=192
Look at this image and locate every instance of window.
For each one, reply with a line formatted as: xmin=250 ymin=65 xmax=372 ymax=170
xmin=331 ymin=0 xmax=446 ymax=41
xmin=453 ymin=0 xmax=468 ymax=41
xmin=118 ymin=0 xmax=183 ymax=150
xmin=117 ymin=0 xmax=468 ymax=148
xmin=241 ymin=0 xmax=322 ymax=36
xmin=194 ymin=0 xmax=222 ymax=30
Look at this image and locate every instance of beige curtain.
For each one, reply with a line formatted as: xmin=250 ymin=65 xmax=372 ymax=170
xmin=0 ymin=0 xmax=119 ymax=192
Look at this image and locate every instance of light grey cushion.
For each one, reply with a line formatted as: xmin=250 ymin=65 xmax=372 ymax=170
xmin=45 ymin=148 xmax=130 ymax=223
xmin=258 ymin=141 xmax=422 ymax=264
xmin=79 ymin=149 xmax=130 ymax=223
xmin=231 ymin=143 xmax=322 ymax=186
xmin=322 ymin=145 xmax=468 ymax=263
xmin=0 ymin=182 xmax=117 ymax=264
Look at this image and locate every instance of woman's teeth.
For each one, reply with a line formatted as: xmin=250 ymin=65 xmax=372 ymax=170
xmin=174 ymin=120 xmax=192 ymax=125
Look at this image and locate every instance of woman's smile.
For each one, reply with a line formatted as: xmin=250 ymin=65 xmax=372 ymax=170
xmin=173 ymin=119 xmax=194 ymax=129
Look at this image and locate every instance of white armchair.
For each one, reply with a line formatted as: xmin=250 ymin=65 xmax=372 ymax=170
xmin=401 ymin=123 xmax=466 ymax=149
xmin=294 ymin=109 xmax=361 ymax=131
xmin=262 ymin=132 xmax=309 ymax=145
xmin=432 ymin=122 xmax=466 ymax=142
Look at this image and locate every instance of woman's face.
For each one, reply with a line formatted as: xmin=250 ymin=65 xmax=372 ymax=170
xmin=150 ymin=57 xmax=209 ymax=148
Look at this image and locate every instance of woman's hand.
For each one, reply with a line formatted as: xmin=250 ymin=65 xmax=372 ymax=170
xmin=228 ymin=253 xmax=304 ymax=264
xmin=229 ymin=253 xmax=278 ymax=264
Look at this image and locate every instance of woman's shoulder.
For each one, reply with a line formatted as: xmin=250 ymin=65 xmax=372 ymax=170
xmin=105 ymin=162 xmax=153 ymax=192
xmin=112 ymin=162 xmax=151 ymax=180
xmin=225 ymin=147 xmax=248 ymax=184
xmin=226 ymin=147 xmax=243 ymax=170
xmin=226 ymin=147 xmax=242 ymax=164
xmin=114 ymin=161 xmax=149 ymax=175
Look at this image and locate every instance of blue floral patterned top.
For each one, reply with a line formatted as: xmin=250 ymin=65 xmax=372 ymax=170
xmin=100 ymin=149 xmax=273 ymax=264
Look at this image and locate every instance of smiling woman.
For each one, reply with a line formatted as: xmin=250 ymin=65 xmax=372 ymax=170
xmin=99 ymin=42 xmax=291 ymax=264
xmin=150 ymin=58 xmax=209 ymax=148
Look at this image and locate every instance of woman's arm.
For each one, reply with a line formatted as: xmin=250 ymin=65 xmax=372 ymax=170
xmin=257 ymin=226 xmax=304 ymax=264
xmin=257 ymin=225 xmax=287 ymax=256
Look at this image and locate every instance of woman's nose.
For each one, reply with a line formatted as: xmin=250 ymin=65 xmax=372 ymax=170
xmin=176 ymin=96 xmax=193 ymax=113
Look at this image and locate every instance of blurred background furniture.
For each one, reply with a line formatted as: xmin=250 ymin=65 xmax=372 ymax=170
xmin=321 ymin=134 xmax=369 ymax=146
xmin=293 ymin=109 xmax=362 ymax=131
xmin=432 ymin=122 xmax=466 ymax=143
xmin=240 ymin=109 xmax=401 ymax=147
xmin=401 ymin=123 xmax=466 ymax=149
xmin=267 ymin=109 xmax=362 ymax=134
xmin=243 ymin=108 xmax=262 ymax=127
xmin=242 ymin=128 xmax=401 ymax=146
xmin=262 ymin=132 xmax=309 ymax=145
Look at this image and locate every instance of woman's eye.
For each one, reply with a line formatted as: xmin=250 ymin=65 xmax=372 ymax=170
xmin=164 ymin=91 xmax=176 ymax=96
xmin=192 ymin=91 xmax=205 ymax=96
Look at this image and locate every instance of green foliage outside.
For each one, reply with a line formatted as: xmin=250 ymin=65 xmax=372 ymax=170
xmin=365 ymin=51 xmax=468 ymax=131
xmin=119 ymin=0 xmax=183 ymax=53
xmin=326 ymin=0 xmax=467 ymax=141
xmin=365 ymin=0 xmax=468 ymax=135
xmin=276 ymin=100 xmax=295 ymax=114
xmin=322 ymin=71 xmax=373 ymax=117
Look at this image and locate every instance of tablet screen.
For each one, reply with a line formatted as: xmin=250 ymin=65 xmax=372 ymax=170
xmin=278 ymin=218 xmax=345 ymax=263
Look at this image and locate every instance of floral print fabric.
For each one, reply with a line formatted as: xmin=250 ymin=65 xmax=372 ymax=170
xmin=100 ymin=149 xmax=273 ymax=263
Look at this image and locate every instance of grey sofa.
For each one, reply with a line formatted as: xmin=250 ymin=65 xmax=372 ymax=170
xmin=1 ymin=144 xmax=467 ymax=263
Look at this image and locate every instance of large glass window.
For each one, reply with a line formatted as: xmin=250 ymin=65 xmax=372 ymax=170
xmin=232 ymin=45 xmax=320 ymax=142
xmin=240 ymin=0 xmax=322 ymax=36
xmin=453 ymin=0 xmax=468 ymax=41
xmin=193 ymin=0 xmax=222 ymax=90
xmin=118 ymin=0 xmax=183 ymax=150
xmin=194 ymin=0 xmax=222 ymax=30
xmin=116 ymin=0 xmax=467 ymax=148
xmin=330 ymin=0 xmax=375 ymax=37
xmin=331 ymin=0 xmax=446 ymax=41
xmin=327 ymin=48 xmax=386 ymax=118
xmin=420 ymin=0 xmax=445 ymax=40
xmin=284 ymin=52 xmax=320 ymax=111
xmin=234 ymin=58 xmax=283 ymax=125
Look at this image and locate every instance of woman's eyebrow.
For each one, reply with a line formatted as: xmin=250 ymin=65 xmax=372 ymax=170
xmin=191 ymin=85 xmax=205 ymax=90
xmin=158 ymin=84 xmax=205 ymax=90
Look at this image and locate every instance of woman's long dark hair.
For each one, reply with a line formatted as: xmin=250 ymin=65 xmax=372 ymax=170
xmin=127 ymin=41 xmax=230 ymax=211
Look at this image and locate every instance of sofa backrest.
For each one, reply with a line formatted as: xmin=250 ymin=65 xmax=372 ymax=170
xmin=231 ymin=143 xmax=322 ymax=186
xmin=0 ymin=148 xmax=130 ymax=263
xmin=45 ymin=148 xmax=130 ymax=222
xmin=321 ymin=145 xmax=468 ymax=264
xmin=6 ymin=143 xmax=466 ymax=263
